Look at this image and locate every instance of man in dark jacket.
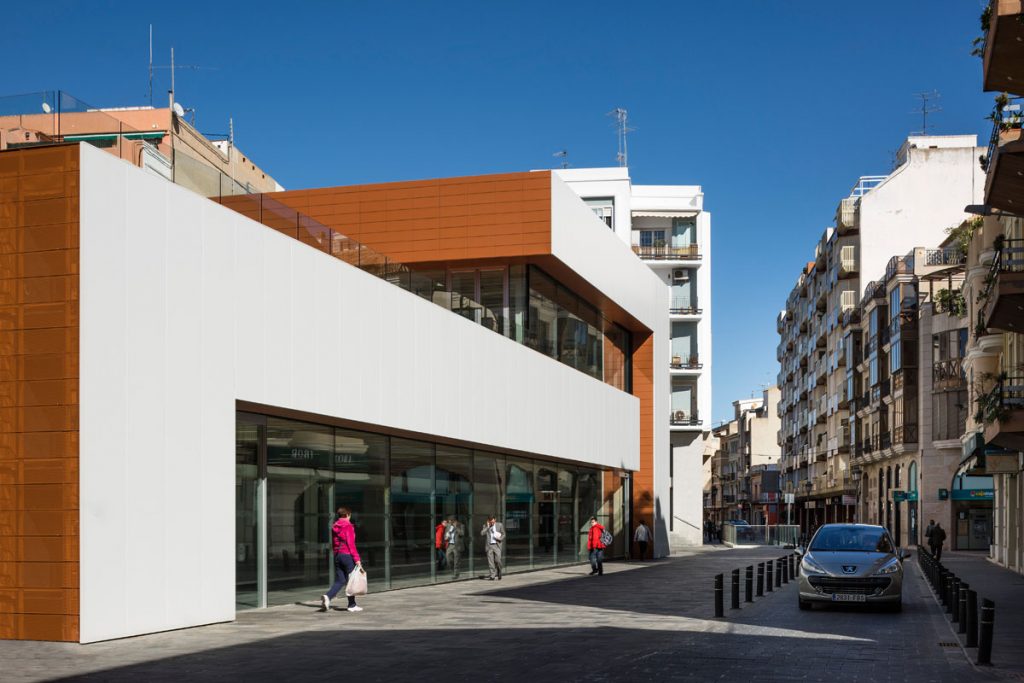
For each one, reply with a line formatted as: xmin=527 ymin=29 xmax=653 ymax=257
xmin=931 ymin=523 xmax=947 ymax=561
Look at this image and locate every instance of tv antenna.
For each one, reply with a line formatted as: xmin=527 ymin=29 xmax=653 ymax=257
xmin=911 ymin=90 xmax=942 ymax=135
xmin=607 ymin=107 xmax=634 ymax=167
xmin=147 ymin=28 xmax=217 ymax=106
xmin=553 ymin=149 xmax=569 ymax=169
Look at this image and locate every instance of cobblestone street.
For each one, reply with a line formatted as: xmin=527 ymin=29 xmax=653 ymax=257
xmin=0 ymin=546 xmax=1005 ymax=682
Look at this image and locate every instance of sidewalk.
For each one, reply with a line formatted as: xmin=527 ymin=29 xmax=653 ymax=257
xmin=935 ymin=551 xmax=1024 ymax=674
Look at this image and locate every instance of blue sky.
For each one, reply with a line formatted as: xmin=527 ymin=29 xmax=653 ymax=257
xmin=1 ymin=0 xmax=993 ymax=424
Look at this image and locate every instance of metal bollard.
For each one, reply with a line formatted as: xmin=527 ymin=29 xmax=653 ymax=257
xmin=952 ymin=578 xmax=961 ymax=623
xmin=714 ymin=573 xmax=724 ymax=617
xmin=775 ymin=558 xmax=782 ymax=587
xmin=745 ymin=565 xmax=753 ymax=603
xmin=977 ymin=599 xmax=995 ymax=666
xmin=966 ymin=589 xmax=978 ymax=648
xmin=766 ymin=559 xmax=774 ymax=592
xmin=731 ymin=569 xmax=740 ymax=609
xmin=756 ymin=562 xmax=764 ymax=597
xmin=939 ymin=571 xmax=948 ymax=607
xmin=958 ymin=582 xmax=969 ymax=634
xmin=946 ymin=575 xmax=955 ymax=614
xmin=781 ymin=557 xmax=789 ymax=584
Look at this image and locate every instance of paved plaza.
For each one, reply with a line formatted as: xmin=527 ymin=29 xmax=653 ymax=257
xmin=1 ymin=546 xmax=1012 ymax=682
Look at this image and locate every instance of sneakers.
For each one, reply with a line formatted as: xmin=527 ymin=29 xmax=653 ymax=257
xmin=346 ymin=605 xmax=364 ymax=612
xmin=320 ymin=595 xmax=330 ymax=612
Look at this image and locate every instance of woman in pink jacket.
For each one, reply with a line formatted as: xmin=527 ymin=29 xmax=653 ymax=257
xmin=320 ymin=506 xmax=364 ymax=612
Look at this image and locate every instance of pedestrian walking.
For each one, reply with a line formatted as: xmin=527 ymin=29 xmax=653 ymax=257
xmin=931 ymin=523 xmax=947 ymax=561
xmin=480 ymin=515 xmax=505 ymax=580
xmin=320 ymin=506 xmax=365 ymax=613
xmin=587 ymin=516 xmax=607 ymax=576
xmin=924 ymin=519 xmax=935 ymax=550
xmin=434 ymin=519 xmax=448 ymax=570
xmin=634 ymin=520 xmax=651 ymax=560
xmin=444 ymin=516 xmax=465 ymax=579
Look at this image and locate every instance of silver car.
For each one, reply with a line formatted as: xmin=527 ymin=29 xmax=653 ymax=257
xmin=797 ymin=523 xmax=909 ymax=612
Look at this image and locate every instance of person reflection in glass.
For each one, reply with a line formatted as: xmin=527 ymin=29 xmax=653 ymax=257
xmin=444 ymin=516 xmax=465 ymax=579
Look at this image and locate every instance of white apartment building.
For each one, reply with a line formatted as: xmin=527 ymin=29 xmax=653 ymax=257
xmin=777 ymin=135 xmax=985 ymax=532
xmin=557 ymin=168 xmax=711 ymax=549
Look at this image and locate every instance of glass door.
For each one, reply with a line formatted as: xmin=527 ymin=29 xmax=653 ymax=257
xmin=235 ymin=415 xmax=265 ymax=609
xmin=389 ymin=438 xmax=435 ymax=588
xmin=265 ymin=417 xmax=335 ymax=606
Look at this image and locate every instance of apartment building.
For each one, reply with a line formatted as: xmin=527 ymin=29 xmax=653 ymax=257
xmin=703 ymin=387 xmax=780 ymax=524
xmin=777 ymin=134 xmax=985 ymax=536
xmin=847 ymin=242 xmax=985 ymax=549
xmin=555 ymin=168 xmax=710 ymax=549
xmin=0 ymin=90 xmax=281 ymax=195
xmin=959 ymin=0 xmax=1024 ymax=574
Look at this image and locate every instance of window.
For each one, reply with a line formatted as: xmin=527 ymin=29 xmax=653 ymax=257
xmin=672 ymin=218 xmax=695 ymax=247
xmin=639 ymin=230 xmax=665 ymax=248
xmin=584 ymin=198 xmax=614 ymax=228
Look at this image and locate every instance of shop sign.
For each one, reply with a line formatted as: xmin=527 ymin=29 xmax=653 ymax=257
xmin=906 ymin=490 xmax=919 ymax=502
xmin=892 ymin=490 xmax=907 ymax=502
xmin=951 ymin=489 xmax=994 ymax=501
xmin=938 ymin=488 xmax=949 ymax=500
xmin=841 ymin=495 xmax=856 ymax=506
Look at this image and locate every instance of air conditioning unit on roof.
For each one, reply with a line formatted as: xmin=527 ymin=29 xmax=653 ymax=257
xmin=672 ymin=268 xmax=689 ymax=282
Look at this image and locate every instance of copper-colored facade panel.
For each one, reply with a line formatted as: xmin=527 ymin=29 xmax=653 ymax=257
xmin=0 ymin=145 xmax=79 ymax=642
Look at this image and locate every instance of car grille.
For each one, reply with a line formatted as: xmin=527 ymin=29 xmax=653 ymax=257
xmin=808 ymin=576 xmax=892 ymax=595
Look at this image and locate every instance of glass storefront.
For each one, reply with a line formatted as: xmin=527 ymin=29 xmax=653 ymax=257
xmin=235 ymin=412 xmax=621 ymax=609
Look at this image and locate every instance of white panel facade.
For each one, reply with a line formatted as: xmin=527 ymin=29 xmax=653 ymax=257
xmin=78 ymin=146 xmax=640 ymax=642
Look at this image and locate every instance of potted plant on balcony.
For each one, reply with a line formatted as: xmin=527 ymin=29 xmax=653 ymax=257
xmin=671 ymin=355 xmax=682 ymax=367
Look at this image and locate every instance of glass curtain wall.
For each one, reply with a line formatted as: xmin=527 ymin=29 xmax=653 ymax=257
xmin=236 ymin=412 xmax=615 ymax=609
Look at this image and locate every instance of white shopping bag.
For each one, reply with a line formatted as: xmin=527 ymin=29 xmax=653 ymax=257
xmin=345 ymin=568 xmax=368 ymax=597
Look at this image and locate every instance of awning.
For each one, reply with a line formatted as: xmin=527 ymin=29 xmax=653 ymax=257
xmin=63 ymin=131 xmax=165 ymax=142
xmin=632 ymin=210 xmax=699 ymax=219
xmin=956 ymin=432 xmax=1020 ymax=477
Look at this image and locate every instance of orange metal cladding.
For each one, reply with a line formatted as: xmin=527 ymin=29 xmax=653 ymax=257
xmin=0 ymin=144 xmax=80 ymax=642
xmin=272 ymin=170 xmax=656 ymax=543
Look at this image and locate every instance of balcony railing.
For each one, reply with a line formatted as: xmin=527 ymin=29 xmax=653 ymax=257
xmin=933 ymin=358 xmax=966 ymax=390
xmin=892 ymin=424 xmax=919 ymax=446
xmin=670 ymin=411 xmax=703 ymax=427
xmin=632 ymin=244 xmax=701 ymax=260
xmin=980 ymin=236 xmax=1024 ymax=333
xmin=669 ymin=298 xmax=702 ymax=315
xmin=670 ymin=355 xmax=702 ymax=370
xmin=922 ymin=247 xmax=966 ymax=268
xmin=976 ymin=374 xmax=1024 ymax=425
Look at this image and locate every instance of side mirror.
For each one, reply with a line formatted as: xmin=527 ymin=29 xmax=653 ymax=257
xmin=898 ymin=548 xmax=911 ymax=560
xmin=796 ymin=546 xmax=805 ymax=557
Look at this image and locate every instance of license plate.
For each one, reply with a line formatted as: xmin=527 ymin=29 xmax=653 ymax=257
xmin=831 ymin=593 xmax=867 ymax=603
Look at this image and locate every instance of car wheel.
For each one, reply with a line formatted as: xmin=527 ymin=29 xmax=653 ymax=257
xmin=798 ymin=598 xmax=811 ymax=611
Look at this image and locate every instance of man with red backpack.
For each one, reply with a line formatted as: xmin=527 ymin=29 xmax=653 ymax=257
xmin=587 ymin=516 xmax=610 ymax=576
xmin=434 ymin=519 xmax=448 ymax=570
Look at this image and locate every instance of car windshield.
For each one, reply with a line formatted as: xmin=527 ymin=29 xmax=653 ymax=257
xmin=809 ymin=527 xmax=894 ymax=553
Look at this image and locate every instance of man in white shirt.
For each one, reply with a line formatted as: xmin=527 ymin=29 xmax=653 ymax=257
xmin=480 ymin=515 xmax=505 ymax=580
xmin=634 ymin=520 xmax=651 ymax=560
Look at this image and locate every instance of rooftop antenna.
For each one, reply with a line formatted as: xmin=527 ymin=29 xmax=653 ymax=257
xmin=151 ymin=45 xmax=218 ymax=108
xmin=553 ymin=149 xmax=569 ymax=169
xmin=607 ymin=108 xmax=633 ymax=167
xmin=911 ymin=90 xmax=942 ymax=135
xmin=148 ymin=24 xmax=153 ymax=106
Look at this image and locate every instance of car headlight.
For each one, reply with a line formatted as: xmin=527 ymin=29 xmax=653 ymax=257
xmin=874 ymin=559 xmax=901 ymax=575
xmin=801 ymin=555 xmax=827 ymax=575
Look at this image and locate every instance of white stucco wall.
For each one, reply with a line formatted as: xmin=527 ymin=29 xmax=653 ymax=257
xmin=78 ymin=145 xmax=641 ymax=642
xmin=858 ymin=142 xmax=985 ymax=296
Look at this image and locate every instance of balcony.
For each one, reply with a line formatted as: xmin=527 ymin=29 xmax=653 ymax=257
xmin=982 ymin=0 xmax=1024 ymax=98
xmin=670 ymin=297 xmax=703 ymax=316
xmin=891 ymin=424 xmax=919 ymax=447
xmin=869 ymin=379 xmax=891 ymax=405
xmin=982 ymin=98 xmax=1024 ymax=214
xmin=632 ymin=244 xmax=701 ymax=261
xmin=670 ymin=354 xmax=702 ymax=371
xmin=836 ymin=197 xmax=859 ymax=235
xmin=838 ymin=245 xmax=858 ymax=278
xmin=933 ymin=358 xmax=966 ymax=391
xmin=670 ymin=411 xmax=703 ymax=429
xmin=980 ymin=374 xmax=1024 ymax=451
xmin=981 ymin=237 xmax=1024 ymax=333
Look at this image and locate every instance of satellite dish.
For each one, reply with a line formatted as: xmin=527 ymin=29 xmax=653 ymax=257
xmin=172 ymin=102 xmax=185 ymax=117
xmin=41 ymin=102 xmax=51 ymax=114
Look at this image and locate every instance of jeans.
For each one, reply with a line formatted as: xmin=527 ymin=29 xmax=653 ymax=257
xmin=436 ymin=547 xmax=447 ymax=569
xmin=325 ymin=552 xmax=357 ymax=607
xmin=589 ymin=548 xmax=604 ymax=574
